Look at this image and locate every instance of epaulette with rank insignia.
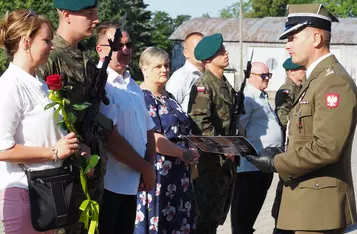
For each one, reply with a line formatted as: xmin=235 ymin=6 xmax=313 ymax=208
xmin=326 ymin=66 xmax=335 ymax=76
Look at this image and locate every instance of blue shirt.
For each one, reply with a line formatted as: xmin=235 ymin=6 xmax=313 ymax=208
xmin=237 ymin=83 xmax=283 ymax=172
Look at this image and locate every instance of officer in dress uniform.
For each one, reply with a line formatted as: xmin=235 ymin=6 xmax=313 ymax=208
xmin=272 ymin=58 xmax=305 ymax=234
xmin=188 ymin=33 xmax=236 ymax=234
xmin=245 ymin=4 xmax=357 ymax=234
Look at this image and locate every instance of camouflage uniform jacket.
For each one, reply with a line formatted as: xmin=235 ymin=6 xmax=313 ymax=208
xmin=275 ymin=77 xmax=302 ymax=134
xmin=38 ymin=35 xmax=107 ymax=234
xmin=188 ymin=69 xmax=236 ymax=226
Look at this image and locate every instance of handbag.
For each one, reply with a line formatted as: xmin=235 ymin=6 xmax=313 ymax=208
xmin=21 ymin=163 xmax=80 ymax=231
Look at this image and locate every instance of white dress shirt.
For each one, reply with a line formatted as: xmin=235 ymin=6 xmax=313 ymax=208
xmin=166 ymin=61 xmax=202 ymax=112
xmin=238 ymin=83 xmax=283 ymax=172
xmin=306 ymin=53 xmax=332 ymax=79
xmin=0 ymin=63 xmax=64 ymax=191
xmin=100 ymin=66 xmax=155 ymax=195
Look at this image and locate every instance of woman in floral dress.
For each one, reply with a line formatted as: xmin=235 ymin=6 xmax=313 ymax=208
xmin=134 ymin=47 xmax=197 ymax=234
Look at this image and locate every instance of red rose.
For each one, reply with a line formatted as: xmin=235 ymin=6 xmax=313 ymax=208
xmin=46 ymin=74 xmax=62 ymax=91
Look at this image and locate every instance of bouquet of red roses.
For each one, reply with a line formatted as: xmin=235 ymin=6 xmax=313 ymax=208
xmin=45 ymin=74 xmax=100 ymax=234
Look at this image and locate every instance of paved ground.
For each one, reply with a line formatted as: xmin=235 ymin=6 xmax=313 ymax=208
xmin=218 ymin=128 xmax=357 ymax=234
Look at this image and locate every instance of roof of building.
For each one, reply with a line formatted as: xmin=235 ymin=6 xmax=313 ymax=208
xmin=169 ymin=17 xmax=357 ymax=44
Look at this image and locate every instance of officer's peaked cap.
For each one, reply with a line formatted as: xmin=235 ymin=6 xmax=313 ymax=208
xmin=279 ymin=4 xmax=339 ymax=40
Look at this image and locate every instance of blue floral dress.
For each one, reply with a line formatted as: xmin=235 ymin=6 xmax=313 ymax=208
xmin=134 ymin=90 xmax=196 ymax=234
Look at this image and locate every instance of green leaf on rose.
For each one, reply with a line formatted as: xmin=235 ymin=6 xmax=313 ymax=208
xmin=66 ymin=112 xmax=77 ymax=125
xmin=73 ymin=102 xmax=92 ymax=111
xmin=44 ymin=102 xmax=58 ymax=110
xmin=84 ymin=154 xmax=100 ymax=175
xmin=57 ymin=120 xmax=68 ymax=131
xmin=63 ymin=98 xmax=71 ymax=105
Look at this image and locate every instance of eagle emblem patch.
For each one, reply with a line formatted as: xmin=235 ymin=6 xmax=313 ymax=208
xmin=326 ymin=93 xmax=339 ymax=108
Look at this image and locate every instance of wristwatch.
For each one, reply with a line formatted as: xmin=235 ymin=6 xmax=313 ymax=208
xmin=52 ymin=147 xmax=59 ymax=162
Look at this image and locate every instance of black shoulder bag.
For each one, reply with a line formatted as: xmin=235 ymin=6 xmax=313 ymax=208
xmin=21 ymin=163 xmax=79 ymax=231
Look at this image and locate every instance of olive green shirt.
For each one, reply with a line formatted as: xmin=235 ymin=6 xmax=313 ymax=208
xmin=275 ymin=77 xmax=302 ymax=132
xmin=38 ymin=34 xmax=100 ymax=137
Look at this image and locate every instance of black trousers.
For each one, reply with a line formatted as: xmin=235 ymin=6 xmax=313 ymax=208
xmin=231 ymin=171 xmax=273 ymax=234
xmin=98 ymin=189 xmax=137 ymax=234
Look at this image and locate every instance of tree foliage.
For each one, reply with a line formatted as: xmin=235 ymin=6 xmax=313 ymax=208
xmin=221 ymin=0 xmax=357 ymax=18
xmin=220 ymin=0 xmax=253 ymax=18
xmin=150 ymin=11 xmax=191 ymax=58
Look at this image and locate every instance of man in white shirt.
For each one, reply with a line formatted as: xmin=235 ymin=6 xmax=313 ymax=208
xmin=231 ymin=62 xmax=283 ymax=234
xmin=166 ymin=32 xmax=204 ymax=112
xmin=95 ymin=21 xmax=156 ymax=234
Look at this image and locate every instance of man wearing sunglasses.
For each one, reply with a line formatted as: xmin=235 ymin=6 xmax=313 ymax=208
xmin=231 ymin=62 xmax=283 ymax=234
xmin=95 ymin=21 xmax=156 ymax=234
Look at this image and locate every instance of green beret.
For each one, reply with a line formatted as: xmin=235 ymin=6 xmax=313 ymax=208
xmin=54 ymin=0 xmax=98 ymax=11
xmin=194 ymin=33 xmax=223 ymax=61
xmin=279 ymin=4 xmax=339 ymax=40
xmin=283 ymin=58 xmax=301 ymax=70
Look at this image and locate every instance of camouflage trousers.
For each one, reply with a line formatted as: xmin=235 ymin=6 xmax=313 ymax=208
xmin=194 ymin=153 xmax=236 ymax=230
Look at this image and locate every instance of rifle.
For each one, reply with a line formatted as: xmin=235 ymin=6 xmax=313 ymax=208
xmin=81 ymin=13 xmax=127 ymax=146
xmin=229 ymin=49 xmax=254 ymax=136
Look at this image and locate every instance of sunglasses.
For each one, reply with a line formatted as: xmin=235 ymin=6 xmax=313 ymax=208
xmin=251 ymin=72 xmax=272 ymax=79
xmin=100 ymin=41 xmax=132 ymax=52
xmin=24 ymin=9 xmax=38 ymax=20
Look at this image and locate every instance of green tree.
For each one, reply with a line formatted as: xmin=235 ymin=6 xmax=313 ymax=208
xmin=150 ymin=11 xmax=191 ymax=57
xmin=150 ymin=11 xmax=174 ymax=52
xmin=220 ymin=0 xmax=253 ymax=18
xmin=0 ymin=0 xmax=59 ymax=73
xmin=222 ymin=0 xmax=357 ymax=18
xmin=201 ymin=13 xmax=211 ymax=18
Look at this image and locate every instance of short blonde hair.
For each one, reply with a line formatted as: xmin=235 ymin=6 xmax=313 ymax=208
xmin=0 ymin=9 xmax=53 ymax=58
xmin=139 ymin=46 xmax=169 ymax=68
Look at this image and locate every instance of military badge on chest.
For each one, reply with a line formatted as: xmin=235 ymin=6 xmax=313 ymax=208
xmin=326 ymin=93 xmax=339 ymax=108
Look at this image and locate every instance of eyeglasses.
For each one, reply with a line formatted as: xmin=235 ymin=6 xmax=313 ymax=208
xmin=24 ymin=9 xmax=38 ymax=21
xmin=251 ymin=72 xmax=272 ymax=79
xmin=100 ymin=41 xmax=132 ymax=51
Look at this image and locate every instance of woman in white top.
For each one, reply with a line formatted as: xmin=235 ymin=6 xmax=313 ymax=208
xmin=0 ymin=10 xmax=80 ymax=234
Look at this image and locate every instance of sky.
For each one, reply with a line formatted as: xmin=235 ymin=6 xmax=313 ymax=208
xmin=145 ymin=0 xmax=238 ymax=18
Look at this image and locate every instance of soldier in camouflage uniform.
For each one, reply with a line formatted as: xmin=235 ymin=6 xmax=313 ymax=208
xmin=38 ymin=1 xmax=111 ymax=233
xmin=275 ymin=58 xmax=306 ymax=136
xmin=272 ymin=58 xmax=305 ymax=234
xmin=188 ymin=33 xmax=236 ymax=234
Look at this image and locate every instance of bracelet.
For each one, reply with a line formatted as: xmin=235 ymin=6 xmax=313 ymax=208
xmin=52 ymin=147 xmax=59 ymax=162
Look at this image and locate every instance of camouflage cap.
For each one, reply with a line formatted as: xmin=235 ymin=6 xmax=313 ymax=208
xmin=54 ymin=0 xmax=98 ymax=11
xmin=194 ymin=33 xmax=223 ymax=61
xmin=283 ymin=58 xmax=302 ymax=70
xmin=279 ymin=4 xmax=339 ymax=40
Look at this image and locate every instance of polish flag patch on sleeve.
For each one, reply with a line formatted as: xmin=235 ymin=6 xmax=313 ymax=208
xmin=326 ymin=93 xmax=339 ymax=108
xmin=197 ymin=86 xmax=205 ymax=92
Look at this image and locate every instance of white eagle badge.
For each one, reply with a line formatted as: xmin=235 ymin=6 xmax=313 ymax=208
xmin=326 ymin=93 xmax=339 ymax=108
